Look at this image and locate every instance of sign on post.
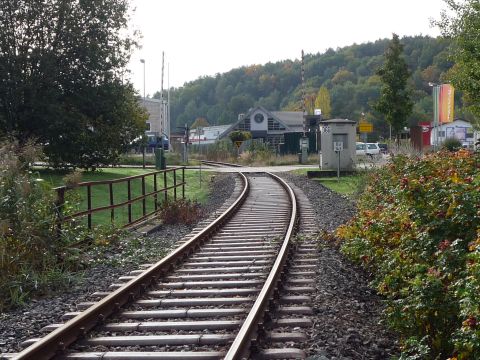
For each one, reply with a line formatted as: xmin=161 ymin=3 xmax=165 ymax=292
xmin=234 ymin=141 xmax=243 ymax=149
xmin=359 ymin=121 xmax=373 ymax=133
xmin=333 ymin=141 xmax=343 ymax=181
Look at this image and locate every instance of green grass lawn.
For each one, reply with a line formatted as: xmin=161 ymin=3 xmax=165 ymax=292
xmin=35 ymin=167 xmax=212 ymax=227
xmin=290 ymin=168 xmax=364 ymax=197
xmin=312 ymin=176 xmax=363 ymax=196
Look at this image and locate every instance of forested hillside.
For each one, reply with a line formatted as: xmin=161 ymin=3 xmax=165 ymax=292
xmin=157 ymin=36 xmax=461 ymax=139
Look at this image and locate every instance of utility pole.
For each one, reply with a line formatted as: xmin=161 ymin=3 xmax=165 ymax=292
xmin=160 ymin=52 xmax=165 ymax=150
xmin=300 ymin=50 xmax=308 ymax=164
xmin=301 ymin=50 xmax=306 ymax=137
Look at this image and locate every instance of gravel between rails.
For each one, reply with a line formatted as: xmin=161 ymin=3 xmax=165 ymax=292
xmin=278 ymin=172 xmax=398 ymax=360
xmin=0 ymin=172 xmax=235 ymax=354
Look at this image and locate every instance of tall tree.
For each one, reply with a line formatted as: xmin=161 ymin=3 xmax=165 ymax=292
xmin=436 ymin=0 xmax=480 ymax=128
xmin=191 ymin=117 xmax=210 ymax=129
xmin=374 ymin=34 xmax=413 ymax=140
xmin=314 ymin=86 xmax=332 ymax=118
xmin=0 ymin=0 xmax=146 ymax=168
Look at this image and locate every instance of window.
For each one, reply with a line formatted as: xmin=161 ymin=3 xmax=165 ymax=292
xmin=238 ymin=118 xmax=251 ymax=131
xmin=146 ymin=122 xmax=151 ymax=131
xmin=267 ymin=135 xmax=284 ymax=146
xmin=268 ymin=118 xmax=285 ymax=130
xmin=332 ymin=134 xmax=348 ymax=149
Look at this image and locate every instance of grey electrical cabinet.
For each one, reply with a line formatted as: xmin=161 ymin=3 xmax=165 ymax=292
xmin=319 ymin=119 xmax=356 ymax=170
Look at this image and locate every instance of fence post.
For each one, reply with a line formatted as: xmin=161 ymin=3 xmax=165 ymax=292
xmin=154 ymin=173 xmax=158 ymax=211
xmin=127 ymin=179 xmax=132 ymax=223
xmin=173 ymin=169 xmax=177 ymax=200
xmin=109 ymin=183 xmax=114 ymax=223
xmin=182 ymin=167 xmax=185 ymax=199
xmin=142 ymin=175 xmax=146 ymax=216
xmin=163 ymin=170 xmax=168 ymax=203
xmin=87 ymin=185 xmax=92 ymax=229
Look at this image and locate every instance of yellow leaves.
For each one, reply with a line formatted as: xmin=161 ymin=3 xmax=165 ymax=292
xmin=451 ymin=172 xmax=461 ymax=184
xmin=446 ymin=195 xmax=457 ymax=217
xmin=455 ymin=149 xmax=471 ymax=159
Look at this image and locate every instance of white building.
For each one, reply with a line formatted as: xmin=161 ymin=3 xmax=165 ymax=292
xmin=139 ymin=97 xmax=169 ymax=139
xmin=430 ymin=119 xmax=477 ymax=148
xmin=189 ymin=125 xmax=231 ymax=145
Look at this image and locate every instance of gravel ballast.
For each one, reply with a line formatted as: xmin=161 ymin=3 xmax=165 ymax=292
xmin=279 ymin=172 xmax=398 ymax=359
xmin=0 ymin=172 xmax=235 ymax=354
xmin=1 ymin=170 xmax=397 ymax=359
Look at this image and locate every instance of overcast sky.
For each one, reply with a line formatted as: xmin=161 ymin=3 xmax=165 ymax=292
xmin=127 ymin=0 xmax=447 ymax=95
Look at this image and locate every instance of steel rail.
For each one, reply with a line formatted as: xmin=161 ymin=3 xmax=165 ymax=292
xmin=225 ymin=172 xmax=298 ymax=360
xmin=14 ymin=173 xmax=250 ymax=360
xmin=200 ymin=160 xmax=243 ymax=168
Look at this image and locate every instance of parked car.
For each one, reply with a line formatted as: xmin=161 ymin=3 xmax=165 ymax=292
xmin=356 ymin=142 xmax=367 ymax=156
xmin=378 ymin=143 xmax=388 ymax=154
xmin=366 ymin=143 xmax=380 ymax=156
xmin=356 ymin=142 xmax=381 ymax=157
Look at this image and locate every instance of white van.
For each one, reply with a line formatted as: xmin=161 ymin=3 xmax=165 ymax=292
xmin=356 ymin=142 xmax=381 ymax=157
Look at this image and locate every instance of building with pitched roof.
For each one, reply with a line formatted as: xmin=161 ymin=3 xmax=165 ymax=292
xmin=220 ymin=106 xmax=306 ymax=148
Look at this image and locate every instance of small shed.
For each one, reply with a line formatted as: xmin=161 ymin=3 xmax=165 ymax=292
xmin=319 ymin=119 xmax=356 ymax=170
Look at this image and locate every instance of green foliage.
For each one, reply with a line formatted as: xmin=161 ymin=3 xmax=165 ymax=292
xmin=374 ymin=34 xmax=414 ymax=139
xmin=239 ymin=141 xmax=275 ymax=165
xmin=165 ymin=36 xmax=456 ymax=140
xmin=228 ymin=130 xmax=252 ymax=143
xmin=0 ymin=0 xmax=146 ymax=169
xmin=337 ymin=150 xmax=480 ymax=359
xmin=436 ymin=0 xmax=480 ymax=128
xmin=0 ymin=140 xmax=110 ymax=310
xmin=191 ymin=117 xmax=210 ymax=129
xmin=203 ymin=139 xmax=235 ymax=162
xmin=441 ymin=137 xmax=463 ymax=151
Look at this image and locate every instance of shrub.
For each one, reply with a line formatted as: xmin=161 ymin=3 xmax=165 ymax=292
xmin=0 ymin=140 xmax=122 ymax=310
xmin=442 ymin=137 xmax=463 ymax=152
xmin=0 ymin=140 xmax=61 ymax=309
xmin=157 ymin=199 xmax=203 ymax=225
xmin=337 ymin=149 xmax=480 ymax=359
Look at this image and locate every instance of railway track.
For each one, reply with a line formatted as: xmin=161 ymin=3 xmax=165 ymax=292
xmin=4 ymin=169 xmax=319 ymax=360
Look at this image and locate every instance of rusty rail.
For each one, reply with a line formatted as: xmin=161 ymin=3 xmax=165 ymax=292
xmin=54 ymin=167 xmax=186 ymax=229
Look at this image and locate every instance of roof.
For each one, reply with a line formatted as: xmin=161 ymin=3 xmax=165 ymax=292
xmin=431 ymin=119 xmax=472 ymax=129
xmin=191 ymin=125 xmax=230 ymax=135
xmin=320 ymin=118 xmax=356 ymax=124
xmin=271 ymin=111 xmax=304 ymax=127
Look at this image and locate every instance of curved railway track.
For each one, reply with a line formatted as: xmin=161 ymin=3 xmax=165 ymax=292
xmin=5 ymin=168 xmax=319 ymax=360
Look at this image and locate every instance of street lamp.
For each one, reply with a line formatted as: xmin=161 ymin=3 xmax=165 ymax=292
xmin=140 ymin=59 xmax=145 ymax=100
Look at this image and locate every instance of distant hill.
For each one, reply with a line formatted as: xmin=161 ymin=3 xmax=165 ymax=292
xmin=157 ymin=36 xmax=459 ymax=140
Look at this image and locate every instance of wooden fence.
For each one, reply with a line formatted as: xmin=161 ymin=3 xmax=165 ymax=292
xmin=55 ymin=167 xmax=185 ymax=230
